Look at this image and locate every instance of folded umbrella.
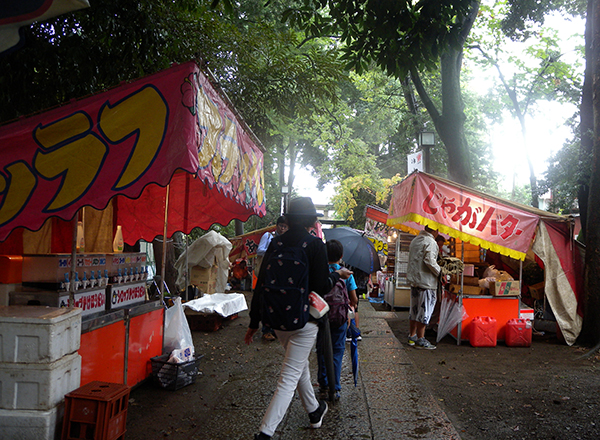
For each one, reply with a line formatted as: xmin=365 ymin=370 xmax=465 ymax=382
xmin=323 ymin=227 xmax=381 ymax=274
xmin=437 ymin=295 xmax=468 ymax=343
xmin=348 ymin=319 xmax=360 ymax=386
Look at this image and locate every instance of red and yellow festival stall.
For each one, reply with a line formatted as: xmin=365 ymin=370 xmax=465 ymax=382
xmin=386 ymin=171 xmax=583 ymax=346
xmin=0 ymin=61 xmax=265 ymax=387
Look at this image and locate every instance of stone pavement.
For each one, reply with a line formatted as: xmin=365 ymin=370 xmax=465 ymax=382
xmin=125 ymin=296 xmax=460 ymax=440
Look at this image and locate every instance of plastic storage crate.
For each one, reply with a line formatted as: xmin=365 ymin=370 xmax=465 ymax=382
xmin=62 ymin=381 xmax=130 ymax=440
xmin=151 ymin=353 xmax=203 ymax=391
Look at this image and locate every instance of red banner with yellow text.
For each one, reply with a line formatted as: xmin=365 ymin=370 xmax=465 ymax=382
xmin=0 ymin=61 xmax=265 ymax=242
xmin=387 ymin=172 xmax=540 ymax=260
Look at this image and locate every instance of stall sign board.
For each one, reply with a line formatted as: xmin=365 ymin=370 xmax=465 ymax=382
xmin=388 ymin=172 xmax=540 ymax=261
xmin=0 ymin=61 xmax=265 ymax=242
xmin=59 ymin=287 xmax=106 ymax=316
xmin=109 ymin=282 xmax=146 ymax=309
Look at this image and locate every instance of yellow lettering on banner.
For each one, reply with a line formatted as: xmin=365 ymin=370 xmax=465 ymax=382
xmin=34 ymin=112 xmax=91 ymax=146
xmin=237 ymin=149 xmax=264 ymax=208
xmin=34 ymin=112 xmax=108 ymax=211
xmin=99 ymin=86 xmax=168 ymax=190
xmin=0 ymin=161 xmax=36 ymax=225
xmin=237 ymin=152 xmax=250 ymax=194
xmin=257 ymin=168 xmax=265 ymax=207
xmin=216 ymin=116 xmax=239 ymax=184
xmin=197 ymin=85 xmax=221 ymax=168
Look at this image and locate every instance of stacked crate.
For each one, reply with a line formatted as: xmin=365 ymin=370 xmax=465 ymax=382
xmin=0 ymin=306 xmax=82 ymax=440
xmin=62 ymin=381 xmax=130 ymax=440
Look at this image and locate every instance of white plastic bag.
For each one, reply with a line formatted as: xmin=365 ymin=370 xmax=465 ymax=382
xmin=163 ymin=297 xmax=195 ymax=357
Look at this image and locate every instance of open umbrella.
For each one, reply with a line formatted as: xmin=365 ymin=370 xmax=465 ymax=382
xmin=323 ymin=227 xmax=381 ymax=274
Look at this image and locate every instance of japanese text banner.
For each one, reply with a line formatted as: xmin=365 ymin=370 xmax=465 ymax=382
xmin=0 ymin=61 xmax=265 ymax=241
xmin=387 ymin=173 xmax=539 ymax=260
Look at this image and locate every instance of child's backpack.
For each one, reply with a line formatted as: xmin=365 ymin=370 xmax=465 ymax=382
xmin=260 ymin=235 xmax=315 ymax=331
xmin=324 ymin=277 xmax=349 ymax=329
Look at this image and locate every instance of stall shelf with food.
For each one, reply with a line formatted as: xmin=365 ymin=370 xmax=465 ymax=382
xmin=387 ymin=171 xmax=583 ymax=346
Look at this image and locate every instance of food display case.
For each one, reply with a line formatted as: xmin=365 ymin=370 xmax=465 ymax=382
xmin=384 ymin=233 xmax=415 ymax=308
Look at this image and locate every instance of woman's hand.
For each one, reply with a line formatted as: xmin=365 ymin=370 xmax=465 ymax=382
xmin=337 ymin=267 xmax=353 ymax=279
xmin=244 ymin=327 xmax=258 ymax=345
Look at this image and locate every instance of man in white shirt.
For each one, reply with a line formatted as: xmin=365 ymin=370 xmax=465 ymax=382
xmin=257 ymin=216 xmax=288 ymax=258
xmin=406 ymin=225 xmax=441 ymax=350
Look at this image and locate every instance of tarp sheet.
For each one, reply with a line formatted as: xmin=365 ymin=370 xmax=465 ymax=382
xmin=0 ymin=61 xmax=265 ymax=243
xmin=183 ymin=293 xmax=248 ymax=317
xmin=532 ymin=221 xmax=584 ymax=345
xmin=173 ymin=230 xmax=232 ymax=292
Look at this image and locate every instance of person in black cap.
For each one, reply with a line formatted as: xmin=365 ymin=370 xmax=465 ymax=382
xmin=245 ymin=197 xmax=351 ymax=440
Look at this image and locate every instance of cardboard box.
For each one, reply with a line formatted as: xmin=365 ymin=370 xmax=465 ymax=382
xmin=449 ymin=284 xmax=485 ymax=296
xmin=450 ymin=275 xmax=480 ymax=286
xmin=528 ymin=281 xmax=545 ymax=300
xmin=492 ymin=280 xmax=521 ymax=297
xmin=191 ymin=264 xmax=218 ymax=294
xmin=463 ymin=264 xmax=475 ymax=276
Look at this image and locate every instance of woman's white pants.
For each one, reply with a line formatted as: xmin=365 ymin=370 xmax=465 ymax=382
xmin=260 ymin=322 xmax=319 ymax=436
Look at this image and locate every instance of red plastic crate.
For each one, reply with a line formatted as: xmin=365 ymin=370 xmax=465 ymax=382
xmin=62 ymin=381 xmax=130 ymax=440
xmin=505 ymin=318 xmax=532 ymax=347
xmin=470 ymin=316 xmax=497 ymax=347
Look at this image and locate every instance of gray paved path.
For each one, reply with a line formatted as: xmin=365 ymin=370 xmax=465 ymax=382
xmin=126 ymin=296 xmax=460 ymax=440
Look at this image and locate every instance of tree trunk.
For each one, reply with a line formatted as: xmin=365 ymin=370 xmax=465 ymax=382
xmin=516 ymin=114 xmax=539 ymax=208
xmin=152 ymin=236 xmax=179 ymax=295
xmin=409 ymin=1 xmax=479 ymax=187
xmin=278 ymin=143 xmax=286 ymax=212
xmin=579 ymin=0 xmax=594 ymax=243
xmin=437 ymin=48 xmax=473 ymax=187
xmin=582 ymin=0 xmax=600 ymax=346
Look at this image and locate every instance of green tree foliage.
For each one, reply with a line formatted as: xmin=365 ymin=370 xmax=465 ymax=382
xmin=468 ymin=1 xmax=584 ymax=208
xmin=537 ymin=117 xmax=587 ymax=214
xmin=282 ymin=0 xmax=480 ymax=186
xmin=500 ymin=0 xmax=587 ymax=41
xmin=1 ymin=0 xmax=210 ymax=122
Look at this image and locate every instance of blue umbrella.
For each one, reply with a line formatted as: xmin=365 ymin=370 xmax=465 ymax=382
xmin=323 ymin=227 xmax=381 ymax=274
xmin=348 ymin=318 xmax=360 ymax=386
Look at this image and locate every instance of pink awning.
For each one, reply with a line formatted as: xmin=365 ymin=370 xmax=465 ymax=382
xmin=386 ymin=172 xmax=567 ymax=260
xmin=0 ymin=61 xmax=265 ymax=243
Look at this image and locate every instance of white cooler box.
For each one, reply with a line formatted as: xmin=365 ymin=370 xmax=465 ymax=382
xmin=0 ymin=351 xmax=81 ymax=410
xmin=0 ymin=306 xmax=81 ymax=363
xmin=0 ymin=405 xmax=63 ymax=440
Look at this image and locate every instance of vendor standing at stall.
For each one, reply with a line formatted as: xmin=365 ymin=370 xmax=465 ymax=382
xmin=407 ymin=225 xmax=441 ymax=350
